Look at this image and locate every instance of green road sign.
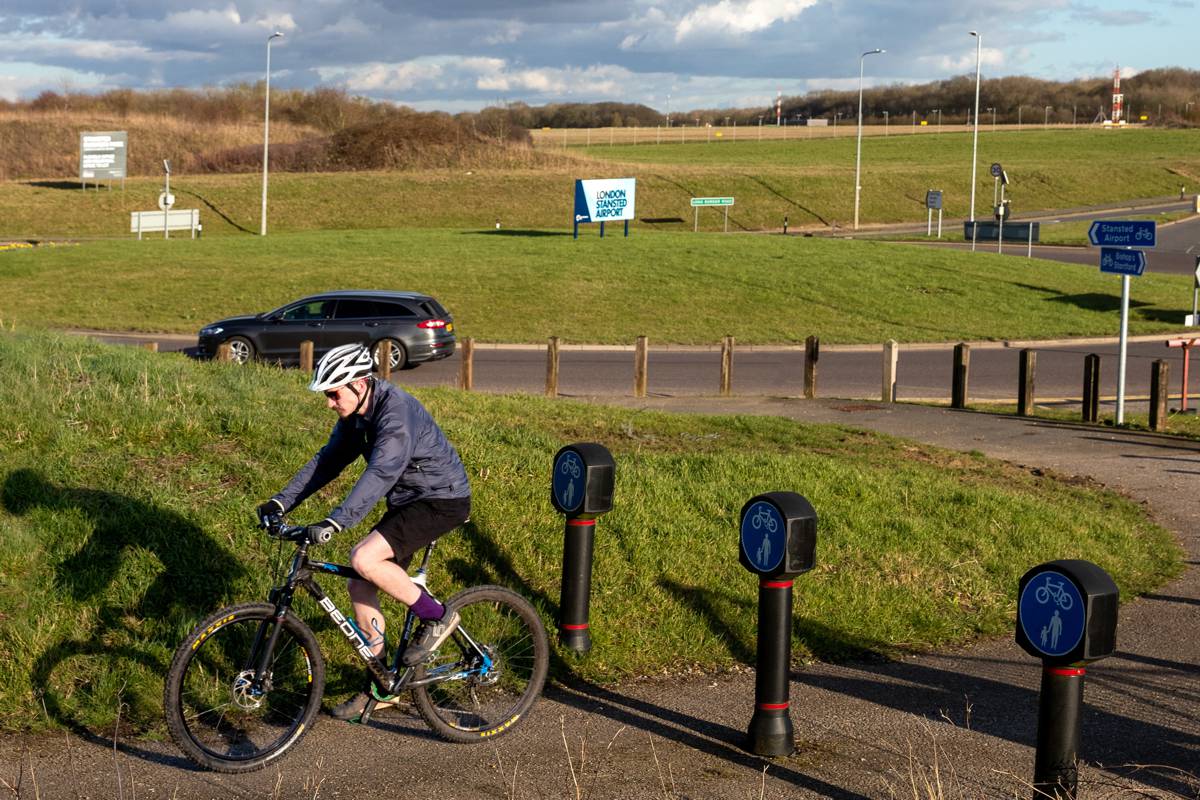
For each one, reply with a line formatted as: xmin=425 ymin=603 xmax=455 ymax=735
xmin=690 ymin=197 xmax=735 ymax=206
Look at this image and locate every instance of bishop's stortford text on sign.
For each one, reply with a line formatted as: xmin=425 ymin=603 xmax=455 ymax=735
xmin=79 ymin=131 xmax=127 ymax=181
xmin=573 ymin=178 xmax=636 ymax=224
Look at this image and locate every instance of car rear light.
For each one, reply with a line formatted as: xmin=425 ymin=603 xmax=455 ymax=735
xmin=417 ymin=319 xmax=447 ymax=329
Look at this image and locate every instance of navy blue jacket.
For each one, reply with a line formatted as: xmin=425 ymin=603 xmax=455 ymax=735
xmin=273 ymin=379 xmax=470 ymax=530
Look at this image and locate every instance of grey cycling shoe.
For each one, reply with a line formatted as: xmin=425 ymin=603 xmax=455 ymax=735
xmin=330 ymin=691 xmax=371 ymax=721
xmin=401 ymin=609 xmax=460 ymax=667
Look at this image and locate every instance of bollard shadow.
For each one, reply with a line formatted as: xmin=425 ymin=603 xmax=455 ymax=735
xmin=657 ymin=578 xmax=892 ymax=664
xmin=3 ymin=468 xmax=247 ymax=764
xmin=794 ymin=652 xmax=1200 ymax=795
xmin=547 ymin=675 xmax=874 ymax=800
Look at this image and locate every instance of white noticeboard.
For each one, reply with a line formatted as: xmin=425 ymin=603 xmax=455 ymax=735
xmin=79 ymin=131 xmax=127 ymax=182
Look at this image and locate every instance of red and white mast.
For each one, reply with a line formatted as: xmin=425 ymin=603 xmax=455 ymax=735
xmin=1111 ymin=66 xmax=1123 ymax=124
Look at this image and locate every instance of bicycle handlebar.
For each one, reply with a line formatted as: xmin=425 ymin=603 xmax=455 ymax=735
xmin=261 ymin=514 xmax=325 ymax=545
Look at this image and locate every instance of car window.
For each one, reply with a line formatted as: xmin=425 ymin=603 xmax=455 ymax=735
xmin=333 ymin=299 xmax=379 ymax=319
xmin=418 ymin=301 xmax=446 ymax=318
xmin=376 ymin=301 xmax=417 ymax=318
xmin=280 ymin=300 xmax=331 ymax=321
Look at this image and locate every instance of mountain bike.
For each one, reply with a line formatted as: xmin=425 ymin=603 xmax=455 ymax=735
xmin=163 ymin=515 xmax=549 ymax=773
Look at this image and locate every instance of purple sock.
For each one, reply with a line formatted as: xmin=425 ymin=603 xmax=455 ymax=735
xmin=410 ymin=589 xmax=445 ymax=622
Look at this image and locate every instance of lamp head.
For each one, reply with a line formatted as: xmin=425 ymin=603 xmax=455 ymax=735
xmin=970 ymin=30 xmax=978 ymax=37
xmin=269 ymin=31 xmax=284 ymax=41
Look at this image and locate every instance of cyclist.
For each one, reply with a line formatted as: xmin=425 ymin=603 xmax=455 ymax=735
xmin=255 ymin=342 xmax=471 ymax=720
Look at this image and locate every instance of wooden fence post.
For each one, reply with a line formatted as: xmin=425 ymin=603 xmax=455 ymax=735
xmin=634 ymin=336 xmax=648 ymax=398
xmin=804 ymin=335 xmax=819 ymax=399
xmin=1018 ymin=349 xmax=1036 ymax=417
xmin=1150 ymin=359 xmax=1170 ymax=431
xmin=377 ymin=340 xmax=393 ymax=381
xmin=546 ymin=336 xmax=560 ymax=397
xmin=882 ymin=340 xmax=898 ymax=402
xmin=951 ymin=343 xmax=970 ymax=409
xmin=720 ymin=335 xmax=734 ymax=396
xmin=1082 ymin=354 xmax=1101 ymax=423
xmin=458 ymin=337 xmax=474 ymax=391
xmin=141 ymin=342 xmax=158 ymax=353
xmin=299 ymin=340 xmax=314 ymax=373
xmin=216 ymin=343 xmax=232 ymax=362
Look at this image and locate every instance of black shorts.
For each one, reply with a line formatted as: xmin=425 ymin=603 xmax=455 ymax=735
xmin=371 ymin=497 xmax=471 ymax=569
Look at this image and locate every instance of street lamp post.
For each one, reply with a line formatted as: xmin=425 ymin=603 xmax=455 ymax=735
xmin=853 ymin=48 xmax=885 ymax=231
xmin=1044 ymin=105 xmax=1052 ymax=126
xmin=260 ymin=31 xmax=283 ymax=237
xmin=969 ymin=31 xmax=982 ymax=223
xmin=987 ymin=107 xmax=996 ymax=130
xmin=883 ymin=110 xmax=889 ymax=136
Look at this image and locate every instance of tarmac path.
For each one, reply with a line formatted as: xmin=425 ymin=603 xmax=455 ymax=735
xmin=2 ymin=396 xmax=1197 ymax=799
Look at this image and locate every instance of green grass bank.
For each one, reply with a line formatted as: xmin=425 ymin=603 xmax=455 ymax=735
xmin=0 ymin=329 xmax=1181 ymax=733
xmin=0 ymin=228 xmax=1193 ymax=344
xmin=1 ymin=129 xmax=1197 ymax=237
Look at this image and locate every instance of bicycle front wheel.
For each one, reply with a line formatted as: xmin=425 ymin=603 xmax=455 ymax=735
xmin=411 ymin=585 xmax=549 ymax=743
xmin=163 ymin=603 xmax=325 ymax=773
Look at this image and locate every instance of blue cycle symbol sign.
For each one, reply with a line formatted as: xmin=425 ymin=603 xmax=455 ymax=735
xmin=740 ymin=501 xmax=785 ymax=573
xmin=1018 ymin=571 xmax=1085 ymax=659
xmin=553 ymin=450 xmax=585 ymax=514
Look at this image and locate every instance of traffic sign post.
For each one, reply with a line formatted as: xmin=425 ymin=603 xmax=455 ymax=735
xmin=1186 ymin=256 xmax=1200 ymax=327
xmin=1088 ymin=220 xmax=1156 ymax=424
xmin=1015 ymin=560 xmax=1118 ymax=799
xmin=551 ymin=443 xmax=615 ymax=653
xmin=691 ymin=196 xmax=735 ymax=233
xmin=738 ymin=492 xmax=817 ymax=756
xmin=925 ymin=190 xmax=943 ymax=238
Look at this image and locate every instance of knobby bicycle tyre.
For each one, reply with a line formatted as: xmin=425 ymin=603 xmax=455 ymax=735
xmin=164 ymin=602 xmax=326 ymax=773
xmin=411 ymin=585 xmax=549 ymax=743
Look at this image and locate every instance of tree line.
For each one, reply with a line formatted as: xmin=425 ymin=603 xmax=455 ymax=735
xmin=4 ymin=68 xmax=1195 ymax=133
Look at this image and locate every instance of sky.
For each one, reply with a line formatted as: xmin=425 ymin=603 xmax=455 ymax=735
xmin=0 ymin=1 xmax=1195 ymax=112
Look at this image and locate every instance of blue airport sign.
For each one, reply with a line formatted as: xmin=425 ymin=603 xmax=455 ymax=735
xmin=739 ymin=500 xmax=786 ymax=574
xmin=1088 ymin=220 xmax=1156 ymax=248
xmin=1099 ymin=247 xmax=1147 ymax=276
xmin=1017 ymin=569 xmax=1086 ymax=659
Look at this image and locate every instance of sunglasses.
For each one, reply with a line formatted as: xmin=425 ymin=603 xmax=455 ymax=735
xmin=324 ymin=388 xmax=341 ymax=399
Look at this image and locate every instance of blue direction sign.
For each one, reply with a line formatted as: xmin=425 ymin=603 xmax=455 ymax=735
xmin=552 ymin=450 xmax=585 ymax=514
xmin=1088 ymin=220 xmax=1156 ymax=248
xmin=1099 ymin=247 xmax=1147 ymax=276
xmin=739 ymin=501 xmax=786 ymax=573
xmin=1018 ymin=570 xmax=1086 ymax=659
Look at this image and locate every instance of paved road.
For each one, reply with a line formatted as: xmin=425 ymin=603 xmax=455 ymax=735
xmin=3 ymin=398 xmax=1197 ymax=799
xmin=80 ymin=329 xmax=1200 ymax=408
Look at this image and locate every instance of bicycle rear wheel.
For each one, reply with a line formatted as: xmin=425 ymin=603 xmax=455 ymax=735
xmin=411 ymin=585 xmax=549 ymax=743
xmin=163 ymin=603 xmax=325 ymax=773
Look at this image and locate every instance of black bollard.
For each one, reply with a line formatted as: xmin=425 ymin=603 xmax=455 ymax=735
xmin=748 ymin=577 xmax=794 ymax=755
xmin=550 ymin=443 xmax=615 ymax=654
xmin=1015 ymin=560 xmax=1118 ymax=800
xmin=558 ymin=518 xmax=596 ymax=652
xmin=738 ymin=492 xmax=817 ymax=757
xmin=1033 ymin=666 xmax=1085 ymax=798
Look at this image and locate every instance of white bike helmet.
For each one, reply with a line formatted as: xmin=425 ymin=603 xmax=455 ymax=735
xmin=310 ymin=343 xmax=374 ymax=392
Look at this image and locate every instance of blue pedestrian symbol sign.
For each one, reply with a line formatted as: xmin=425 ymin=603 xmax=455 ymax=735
xmin=1018 ymin=570 xmax=1085 ymax=659
xmin=553 ymin=450 xmax=585 ymax=514
xmin=740 ymin=501 xmax=786 ymax=574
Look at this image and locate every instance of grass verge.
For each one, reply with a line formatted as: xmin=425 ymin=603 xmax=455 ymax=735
xmin=0 ymin=329 xmax=1181 ymax=734
xmin=0 ymin=228 xmax=1194 ymax=344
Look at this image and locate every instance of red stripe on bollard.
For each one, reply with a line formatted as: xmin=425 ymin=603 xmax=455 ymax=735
xmin=566 ymin=519 xmax=596 ymax=527
xmin=760 ymin=580 xmax=794 ymax=589
xmin=756 ymin=702 xmax=789 ymax=710
xmin=560 ymin=623 xmax=589 ymax=630
xmin=1047 ymin=667 xmax=1086 ymax=677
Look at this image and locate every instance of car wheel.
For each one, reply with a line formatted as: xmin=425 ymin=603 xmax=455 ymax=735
xmin=373 ymin=338 xmax=408 ymax=372
xmin=224 ymin=336 xmax=255 ymax=364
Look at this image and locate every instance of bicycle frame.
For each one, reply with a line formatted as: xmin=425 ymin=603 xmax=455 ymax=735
xmin=251 ymin=526 xmax=493 ymax=699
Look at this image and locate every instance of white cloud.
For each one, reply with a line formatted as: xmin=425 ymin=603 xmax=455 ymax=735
xmin=0 ymin=34 xmax=213 ymax=63
xmin=675 ymin=0 xmax=817 ymax=41
xmin=163 ymin=5 xmax=243 ymax=31
xmin=481 ymin=21 xmax=525 ymax=45
xmin=317 ymin=59 xmax=446 ymax=91
xmin=926 ymin=47 xmax=1007 ymax=73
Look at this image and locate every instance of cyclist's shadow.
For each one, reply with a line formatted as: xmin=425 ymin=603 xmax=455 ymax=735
xmin=3 ymin=468 xmax=246 ymax=760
